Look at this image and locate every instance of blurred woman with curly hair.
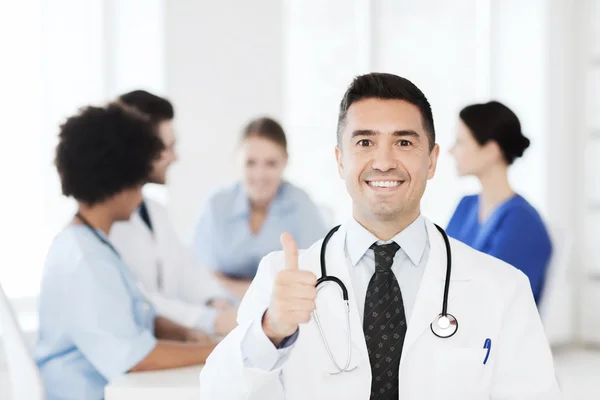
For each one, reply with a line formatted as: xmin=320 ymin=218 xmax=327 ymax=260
xmin=35 ymin=103 xmax=216 ymax=400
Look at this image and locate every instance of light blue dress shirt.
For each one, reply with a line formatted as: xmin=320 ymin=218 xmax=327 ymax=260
xmin=193 ymin=181 xmax=327 ymax=279
xmin=241 ymin=215 xmax=429 ymax=371
xmin=345 ymin=215 xmax=429 ymax=323
xmin=35 ymin=225 xmax=157 ymax=400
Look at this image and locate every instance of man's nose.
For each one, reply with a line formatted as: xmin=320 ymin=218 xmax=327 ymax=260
xmin=371 ymin=146 xmax=397 ymax=172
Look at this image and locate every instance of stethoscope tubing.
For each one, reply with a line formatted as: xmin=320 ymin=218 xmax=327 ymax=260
xmin=316 ymin=222 xmax=457 ymax=342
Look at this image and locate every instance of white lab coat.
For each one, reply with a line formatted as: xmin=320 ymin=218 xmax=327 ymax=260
xmin=199 ymin=219 xmax=560 ymax=399
xmin=110 ymin=198 xmax=229 ymax=329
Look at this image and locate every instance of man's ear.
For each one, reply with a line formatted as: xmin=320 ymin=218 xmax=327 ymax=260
xmin=427 ymin=143 xmax=440 ymax=180
xmin=335 ymin=146 xmax=344 ymax=178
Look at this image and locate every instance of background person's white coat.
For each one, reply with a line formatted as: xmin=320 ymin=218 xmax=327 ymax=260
xmin=110 ymin=198 xmax=229 ymax=330
xmin=199 ymin=219 xmax=560 ymax=400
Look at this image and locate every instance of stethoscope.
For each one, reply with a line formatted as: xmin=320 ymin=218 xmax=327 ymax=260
xmin=76 ymin=212 xmax=122 ymax=257
xmin=75 ymin=212 xmax=153 ymax=309
xmin=312 ymin=223 xmax=458 ymax=375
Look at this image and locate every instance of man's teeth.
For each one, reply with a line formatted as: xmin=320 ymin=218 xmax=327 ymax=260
xmin=368 ymin=181 xmax=401 ymax=188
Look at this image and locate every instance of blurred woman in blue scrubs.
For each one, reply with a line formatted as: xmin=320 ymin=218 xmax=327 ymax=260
xmin=36 ymin=104 xmax=216 ymax=400
xmin=193 ymin=117 xmax=326 ymax=298
xmin=446 ymin=101 xmax=552 ymax=304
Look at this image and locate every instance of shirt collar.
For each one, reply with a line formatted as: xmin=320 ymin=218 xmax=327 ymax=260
xmin=229 ymin=181 xmax=295 ymax=219
xmin=231 ymin=184 xmax=251 ymax=217
xmin=346 ymin=214 xmax=427 ymax=267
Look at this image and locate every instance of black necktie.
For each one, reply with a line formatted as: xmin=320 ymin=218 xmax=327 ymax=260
xmin=139 ymin=201 xmax=153 ymax=232
xmin=363 ymin=242 xmax=406 ymax=400
xmin=138 ymin=200 xmax=163 ymax=290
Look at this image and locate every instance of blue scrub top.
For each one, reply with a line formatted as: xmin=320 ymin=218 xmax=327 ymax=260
xmin=193 ymin=181 xmax=327 ymax=279
xmin=446 ymin=194 xmax=552 ymax=303
xmin=35 ymin=225 xmax=157 ymax=400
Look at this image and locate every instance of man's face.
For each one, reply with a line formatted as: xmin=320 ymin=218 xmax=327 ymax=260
xmin=335 ymin=98 xmax=439 ymax=223
xmin=149 ymin=120 xmax=177 ymax=185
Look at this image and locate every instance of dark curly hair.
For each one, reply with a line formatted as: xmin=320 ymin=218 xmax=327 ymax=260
xmin=54 ymin=103 xmax=165 ymax=205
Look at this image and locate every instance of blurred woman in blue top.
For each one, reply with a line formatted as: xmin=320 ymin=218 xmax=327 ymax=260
xmin=193 ymin=117 xmax=326 ymax=298
xmin=35 ymin=104 xmax=216 ymax=400
xmin=446 ymin=101 xmax=552 ymax=304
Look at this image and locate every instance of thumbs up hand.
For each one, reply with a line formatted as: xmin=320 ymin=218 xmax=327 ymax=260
xmin=262 ymin=233 xmax=317 ymax=346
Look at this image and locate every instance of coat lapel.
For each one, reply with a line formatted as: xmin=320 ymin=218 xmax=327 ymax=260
xmin=127 ymin=204 xmax=163 ymax=291
xmin=400 ymin=220 xmax=473 ymax=360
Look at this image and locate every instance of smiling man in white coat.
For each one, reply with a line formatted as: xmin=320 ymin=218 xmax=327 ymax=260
xmin=110 ymin=90 xmax=237 ymax=337
xmin=199 ymin=73 xmax=560 ymax=399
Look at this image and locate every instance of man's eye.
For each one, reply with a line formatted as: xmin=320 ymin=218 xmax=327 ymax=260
xmin=357 ymin=139 xmax=372 ymax=147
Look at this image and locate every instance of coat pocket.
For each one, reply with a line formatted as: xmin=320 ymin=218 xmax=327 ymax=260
xmin=433 ymin=348 xmax=488 ymax=400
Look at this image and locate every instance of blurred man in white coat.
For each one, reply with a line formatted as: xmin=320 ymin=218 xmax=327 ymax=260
xmin=110 ymin=90 xmax=237 ymax=337
xmin=198 ymin=73 xmax=560 ymax=399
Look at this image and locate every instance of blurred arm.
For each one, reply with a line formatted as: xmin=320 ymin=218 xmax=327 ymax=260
xmin=129 ymin=340 xmax=215 ymax=372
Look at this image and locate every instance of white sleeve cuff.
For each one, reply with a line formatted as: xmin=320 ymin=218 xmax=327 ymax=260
xmin=240 ymin=314 xmax=296 ymax=371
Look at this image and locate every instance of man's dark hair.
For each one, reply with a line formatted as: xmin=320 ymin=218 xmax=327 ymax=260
xmin=118 ymin=90 xmax=174 ymax=122
xmin=337 ymin=73 xmax=435 ymax=151
xmin=55 ymin=103 xmax=165 ymax=205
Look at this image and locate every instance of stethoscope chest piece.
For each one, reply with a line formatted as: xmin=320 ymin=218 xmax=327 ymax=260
xmin=430 ymin=313 xmax=458 ymax=338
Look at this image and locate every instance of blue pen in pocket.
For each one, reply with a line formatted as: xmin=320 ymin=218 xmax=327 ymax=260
xmin=483 ymin=338 xmax=492 ymax=365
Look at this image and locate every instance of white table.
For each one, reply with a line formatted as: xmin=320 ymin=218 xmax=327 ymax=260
xmin=105 ymin=365 xmax=203 ymax=400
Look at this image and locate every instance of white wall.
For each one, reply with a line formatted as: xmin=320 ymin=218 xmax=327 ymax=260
xmin=0 ymin=0 xmax=168 ymax=299
xmin=282 ymin=0 xmax=361 ymax=227
xmin=104 ymin=0 xmax=166 ymax=98
xmin=0 ymin=0 xmax=44 ymax=298
xmin=490 ymin=0 xmax=548 ymax=216
xmin=0 ymin=0 xmax=109 ymax=298
xmin=164 ymin=0 xmax=284 ymax=240
xmin=105 ymin=0 xmax=169 ymax=204
xmin=580 ymin=0 xmax=600 ymax=277
xmin=577 ymin=0 xmax=600 ymax=345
